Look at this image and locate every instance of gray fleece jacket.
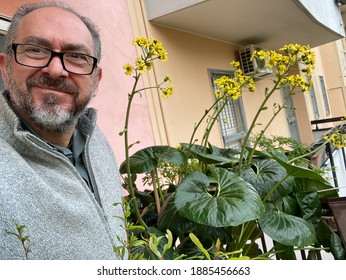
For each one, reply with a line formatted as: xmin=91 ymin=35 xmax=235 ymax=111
xmin=0 ymin=90 xmax=127 ymax=259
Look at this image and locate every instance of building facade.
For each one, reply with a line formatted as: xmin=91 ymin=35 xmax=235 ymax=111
xmin=1 ymin=0 xmax=346 ymax=164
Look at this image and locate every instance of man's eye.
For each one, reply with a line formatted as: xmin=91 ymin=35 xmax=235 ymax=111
xmin=27 ymin=47 xmax=42 ymax=53
xmin=23 ymin=47 xmax=48 ymax=57
xmin=68 ymin=53 xmax=88 ymax=61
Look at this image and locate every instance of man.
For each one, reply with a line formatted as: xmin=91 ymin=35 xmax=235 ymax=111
xmin=0 ymin=1 xmax=127 ymax=259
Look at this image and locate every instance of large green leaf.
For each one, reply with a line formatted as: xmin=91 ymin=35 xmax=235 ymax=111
xmin=241 ymin=159 xmax=294 ymax=201
xmin=316 ymin=220 xmax=346 ymax=260
xmin=175 ymin=168 xmax=264 ymax=227
xmin=295 ymin=191 xmax=321 ymax=224
xmin=180 ymin=143 xmax=239 ymax=165
xmin=157 ymin=194 xmax=196 ymax=235
xmin=245 ymin=147 xmax=288 ymax=162
xmin=119 ymin=146 xmax=186 ymax=174
xmin=294 ymin=178 xmax=338 ymax=199
xmin=280 ymin=196 xmax=300 ymax=215
xmin=274 ymin=155 xmax=330 ymax=182
xmin=274 ymin=242 xmax=296 ymax=260
xmin=259 ymin=207 xmax=316 ymax=247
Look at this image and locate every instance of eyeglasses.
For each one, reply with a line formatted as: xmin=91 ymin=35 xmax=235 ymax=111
xmin=11 ymin=43 xmax=98 ymax=75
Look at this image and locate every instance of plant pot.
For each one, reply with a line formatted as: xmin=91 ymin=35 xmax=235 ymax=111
xmin=322 ymin=197 xmax=346 ymax=247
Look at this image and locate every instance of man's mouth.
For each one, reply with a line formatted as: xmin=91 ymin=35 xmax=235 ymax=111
xmin=27 ymin=75 xmax=79 ymax=96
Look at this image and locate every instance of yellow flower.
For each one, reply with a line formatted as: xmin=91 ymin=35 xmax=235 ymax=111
xmin=253 ymin=49 xmax=269 ymax=60
xmin=122 ymin=63 xmax=134 ymax=76
xmin=135 ymin=58 xmax=146 ymax=73
xmin=132 ymin=37 xmax=150 ymax=48
xmin=247 ymin=78 xmax=256 ymax=92
xmin=324 ymin=132 xmax=346 ymax=148
xmin=230 ymin=61 xmax=240 ymax=68
xmin=214 ymin=89 xmax=221 ymax=98
xmin=161 ymin=85 xmax=174 ymax=99
xmin=145 ymin=61 xmax=153 ymax=71
xmin=164 ymin=75 xmax=172 ymax=82
xmin=150 ymin=39 xmax=168 ymax=62
xmin=267 ymin=52 xmax=284 ymax=68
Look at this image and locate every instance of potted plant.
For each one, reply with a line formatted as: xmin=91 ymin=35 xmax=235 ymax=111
xmin=116 ymin=38 xmax=346 ymax=260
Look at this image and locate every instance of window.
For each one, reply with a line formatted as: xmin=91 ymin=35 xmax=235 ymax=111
xmin=309 ymin=83 xmax=320 ymax=119
xmin=0 ymin=16 xmax=11 ymax=90
xmin=319 ymin=76 xmax=330 ymax=116
xmin=209 ymin=70 xmax=247 ymax=148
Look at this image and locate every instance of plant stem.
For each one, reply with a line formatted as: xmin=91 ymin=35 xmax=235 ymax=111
xmin=154 ymin=168 xmax=165 ymax=203
xmin=237 ymin=85 xmax=277 ymax=175
xmin=151 ymin=170 xmax=161 ymax=213
xmin=237 ymin=65 xmax=293 ymax=175
xmin=187 ymin=96 xmax=223 ymax=151
xmin=201 ymin=96 xmax=229 ymax=149
xmin=246 ymin=99 xmax=286 ymax=165
xmin=262 ymin=173 xmax=290 ymax=203
xmin=243 ymin=230 xmax=263 ymax=256
xmin=123 ymin=73 xmax=147 ymax=229
xmin=287 ymin=137 xmax=331 ymax=164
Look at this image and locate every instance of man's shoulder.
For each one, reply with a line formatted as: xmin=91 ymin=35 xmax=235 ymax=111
xmin=0 ymin=137 xmax=16 ymax=153
xmin=0 ymin=138 xmax=25 ymax=170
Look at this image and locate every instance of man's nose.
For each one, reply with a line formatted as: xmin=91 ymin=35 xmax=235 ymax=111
xmin=41 ymin=55 xmax=69 ymax=78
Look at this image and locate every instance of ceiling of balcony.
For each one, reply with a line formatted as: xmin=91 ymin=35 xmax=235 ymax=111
xmin=144 ymin=0 xmax=345 ymax=50
xmin=340 ymin=4 xmax=346 ymax=32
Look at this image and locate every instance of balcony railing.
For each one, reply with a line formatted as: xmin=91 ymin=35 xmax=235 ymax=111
xmin=258 ymin=117 xmax=346 ymax=259
xmin=310 ymin=117 xmax=346 ymax=256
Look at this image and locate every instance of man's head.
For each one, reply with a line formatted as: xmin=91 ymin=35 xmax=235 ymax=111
xmin=0 ymin=1 xmax=102 ymax=133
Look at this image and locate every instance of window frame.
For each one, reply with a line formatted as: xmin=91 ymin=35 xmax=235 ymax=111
xmin=0 ymin=15 xmax=11 ymax=90
xmin=0 ymin=14 xmax=11 ymax=35
xmin=309 ymin=83 xmax=320 ymax=120
xmin=208 ymin=69 xmax=247 ymax=148
xmin=319 ymin=75 xmax=331 ymax=116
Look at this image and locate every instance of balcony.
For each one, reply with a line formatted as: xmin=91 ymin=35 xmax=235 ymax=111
xmin=144 ymin=0 xmax=345 ymax=49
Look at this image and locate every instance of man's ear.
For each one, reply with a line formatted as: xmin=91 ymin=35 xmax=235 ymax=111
xmin=0 ymin=53 xmax=8 ymax=87
xmin=93 ymin=67 xmax=102 ymax=97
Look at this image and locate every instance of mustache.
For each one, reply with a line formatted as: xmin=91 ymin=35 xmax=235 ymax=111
xmin=26 ymin=75 xmax=79 ymax=95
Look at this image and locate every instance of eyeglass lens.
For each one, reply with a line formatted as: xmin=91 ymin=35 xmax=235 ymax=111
xmin=13 ymin=44 xmax=97 ymax=75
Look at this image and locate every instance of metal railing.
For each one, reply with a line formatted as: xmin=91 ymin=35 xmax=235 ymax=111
xmin=310 ymin=116 xmax=346 ymax=191
xmin=258 ymin=116 xmax=346 ymax=259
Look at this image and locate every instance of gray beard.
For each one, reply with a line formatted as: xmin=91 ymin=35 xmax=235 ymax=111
xmin=9 ymin=83 xmax=81 ymax=133
xmin=6 ymin=67 xmax=95 ymax=133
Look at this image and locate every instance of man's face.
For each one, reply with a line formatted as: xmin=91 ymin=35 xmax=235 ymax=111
xmin=0 ymin=7 xmax=102 ymax=133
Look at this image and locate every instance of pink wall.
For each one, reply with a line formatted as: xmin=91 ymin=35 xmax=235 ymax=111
xmin=64 ymin=0 xmax=155 ymax=164
xmin=0 ymin=0 xmax=156 ymax=165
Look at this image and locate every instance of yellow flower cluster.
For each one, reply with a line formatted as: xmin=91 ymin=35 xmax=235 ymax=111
xmin=284 ymin=74 xmax=312 ymax=92
xmin=122 ymin=37 xmax=168 ymax=76
xmin=214 ymin=61 xmax=255 ymax=100
xmin=133 ymin=36 xmax=168 ymax=62
xmin=150 ymin=39 xmax=168 ymax=62
xmin=324 ymin=132 xmax=346 ymax=149
xmin=123 ymin=37 xmax=173 ymax=99
xmin=161 ymin=85 xmax=174 ymax=99
xmin=251 ymin=44 xmax=315 ymax=92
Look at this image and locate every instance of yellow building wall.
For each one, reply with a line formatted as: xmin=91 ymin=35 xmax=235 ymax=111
xmin=128 ymin=1 xmax=313 ymax=148
xmin=318 ymin=41 xmax=346 ymax=118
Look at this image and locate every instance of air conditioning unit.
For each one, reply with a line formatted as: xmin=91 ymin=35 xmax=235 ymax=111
xmin=239 ymin=45 xmax=273 ymax=78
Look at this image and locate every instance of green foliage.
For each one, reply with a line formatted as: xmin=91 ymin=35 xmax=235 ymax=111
xmin=5 ymin=221 xmax=31 ymax=259
xmin=120 ymin=39 xmax=346 ymax=260
xmin=253 ymin=134 xmax=310 ymax=164
xmin=175 ymin=168 xmax=264 ymax=227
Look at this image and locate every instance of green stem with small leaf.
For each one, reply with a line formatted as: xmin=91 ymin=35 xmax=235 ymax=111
xmin=123 ymin=72 xmax=147 ymax=230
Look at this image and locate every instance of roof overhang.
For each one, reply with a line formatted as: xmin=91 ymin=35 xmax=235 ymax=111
xmin=144 ymin=0 xmax=345 ymax=49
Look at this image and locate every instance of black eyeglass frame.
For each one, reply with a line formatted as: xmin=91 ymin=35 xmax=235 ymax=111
xmin=10 ymin=43 xmax=98 ymax=75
